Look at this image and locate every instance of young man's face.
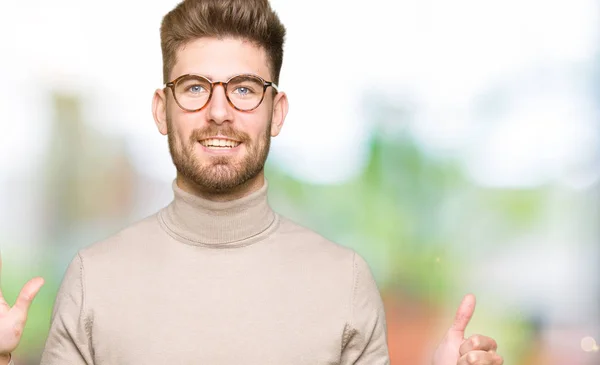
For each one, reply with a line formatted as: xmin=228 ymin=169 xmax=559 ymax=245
xmin=153 ymin=37 xmax=287 ymax=193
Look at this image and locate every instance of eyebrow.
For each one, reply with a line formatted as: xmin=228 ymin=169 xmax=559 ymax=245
xmin=186 ymin=73 xmax=262 ymax=81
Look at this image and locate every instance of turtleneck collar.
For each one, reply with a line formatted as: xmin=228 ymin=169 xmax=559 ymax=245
xmin=158 ymin=179 xmax=279 ymax=247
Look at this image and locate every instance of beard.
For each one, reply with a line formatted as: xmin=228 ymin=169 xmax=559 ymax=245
xmin=167 ymin=117 xmax=271 ymax=193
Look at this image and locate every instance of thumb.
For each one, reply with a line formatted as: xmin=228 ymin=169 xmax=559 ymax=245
xmin=449 ymin=293 xmax=476 ymax=338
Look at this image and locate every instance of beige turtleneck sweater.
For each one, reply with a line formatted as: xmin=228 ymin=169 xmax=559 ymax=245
xmin=37 ymin=181 xmax=389 ymax=364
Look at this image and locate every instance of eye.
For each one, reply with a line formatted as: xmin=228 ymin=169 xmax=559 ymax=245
xmin=228 ymin=76 xmax=263 ymax=99
xmin=189 ymin=85 xmax=206 ymax=93
xmin=234 ymin=86 xmax=252 ymax=96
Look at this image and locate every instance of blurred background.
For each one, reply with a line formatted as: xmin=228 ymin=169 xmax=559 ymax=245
xmin=0 ymin=0 xmax=599 ymax=364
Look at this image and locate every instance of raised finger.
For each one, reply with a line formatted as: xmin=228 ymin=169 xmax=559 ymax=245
xmin=13 ymin=277 xmax=45 ymax=315
xmin=450 ymin=294 xmax=476 ymax=337
xmin=460 ymin=335 xmax=498 ymax=355
xmin=457 ymin=350 xmax=503 ymax=365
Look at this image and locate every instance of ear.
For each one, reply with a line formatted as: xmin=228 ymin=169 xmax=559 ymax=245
xmin=152 ymin=88 xmax=169 ymax=135
xmin=270 ymin=91 xmax=288 ymax=137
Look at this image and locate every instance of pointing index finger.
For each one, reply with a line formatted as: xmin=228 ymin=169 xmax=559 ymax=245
xmin=451 ymin=293 xmax=476 ymax=336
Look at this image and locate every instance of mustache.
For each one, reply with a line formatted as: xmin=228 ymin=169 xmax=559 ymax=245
xmin=189 ymin=125 xmax=249 ymax=143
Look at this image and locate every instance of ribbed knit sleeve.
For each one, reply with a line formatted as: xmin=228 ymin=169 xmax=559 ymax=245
xmin=40 ymin=253 xmax=93 ymax=364
xmin=340 ymin=252 xmax=390 ymax=364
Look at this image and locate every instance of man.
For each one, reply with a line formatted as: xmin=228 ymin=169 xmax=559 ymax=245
xmin=0 ymin=0 xmax=503 ymax=364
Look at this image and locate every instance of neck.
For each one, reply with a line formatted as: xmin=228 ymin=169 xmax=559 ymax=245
xmin=159 ymin=173 xmax=277 ymax=247
xmin=176 ymin=172 xmax=266 ymax=202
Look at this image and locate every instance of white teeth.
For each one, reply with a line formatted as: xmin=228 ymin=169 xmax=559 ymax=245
xmin=200 ymin=139 xmax=241 ymax=148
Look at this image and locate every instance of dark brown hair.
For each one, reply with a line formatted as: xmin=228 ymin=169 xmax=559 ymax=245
xmin=160 ymin=0 xmax=286 ymax=84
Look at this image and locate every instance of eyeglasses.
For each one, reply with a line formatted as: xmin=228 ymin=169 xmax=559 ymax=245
xmin=165 ymin=74 xmax=279 ymax=112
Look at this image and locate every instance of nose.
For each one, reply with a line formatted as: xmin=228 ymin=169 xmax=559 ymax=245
xmin=205 ymin=82 xmax=233 ymax=124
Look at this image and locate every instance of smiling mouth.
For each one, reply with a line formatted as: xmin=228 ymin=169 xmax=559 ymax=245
xmin=199 ymin=138 xmax=242 ymax=149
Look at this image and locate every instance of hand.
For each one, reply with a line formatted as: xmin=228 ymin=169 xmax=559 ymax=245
xmin=0 ymin=254 xmax=44 ymax=356
xmin=432 ymin=294 xmax=503 ymax=365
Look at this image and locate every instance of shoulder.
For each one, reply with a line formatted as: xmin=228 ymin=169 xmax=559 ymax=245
xmin=276 ymin=215 xmax=356 ymax=255
xmin=78 ymin=213 xmax=163 ymax=264
xmin=273 ymin=215 xmax=383 ymax=313
xmin=273 ymin=215 xmax=370 ymax=277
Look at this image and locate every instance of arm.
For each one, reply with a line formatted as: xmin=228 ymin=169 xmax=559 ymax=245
xmin=39 ymin=253 xmax=94 ymax=365
xmin=340 ymin=253 xmax=390 ymax=365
